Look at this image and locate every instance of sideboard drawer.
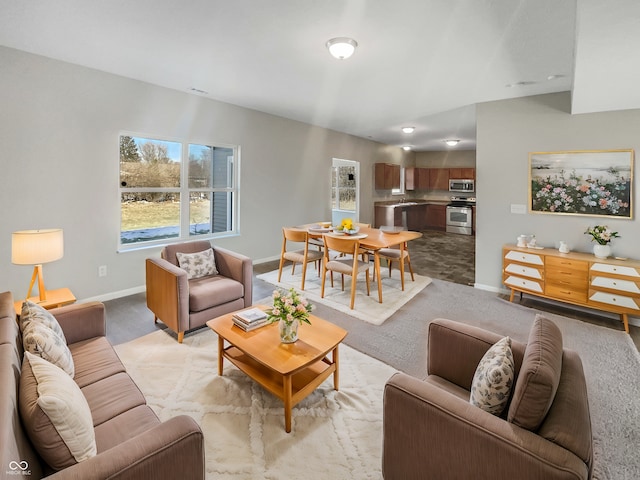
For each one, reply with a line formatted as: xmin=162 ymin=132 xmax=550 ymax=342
xmin=504 ymin=250 xmax=544 ymax=266
xmin=546 ymin=256 xmax=589 ymax=272
xmin=504 ymin=275 xmax=543 ymax=294
xmin=504 ymin=263 xmax=543 ymax=280
xmin=590 ymin=276 xmax=640 ymax=294
xmin=590 ymin=263 xmax=640 ymax=278
xmin=589 ymin=290 xmax=640 ymax=312
xmin=546 ymin=283 xmax=588 ymax=303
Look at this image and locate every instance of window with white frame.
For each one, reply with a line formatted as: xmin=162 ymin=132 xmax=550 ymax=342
xmin=119 ymin=135 xmax=238 ymax=248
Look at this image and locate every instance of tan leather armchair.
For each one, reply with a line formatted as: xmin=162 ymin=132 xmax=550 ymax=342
xmin=383 ymin=316 xmax=593 ymax=480
xmin=146 ymin=241 xmax=252 ymax=343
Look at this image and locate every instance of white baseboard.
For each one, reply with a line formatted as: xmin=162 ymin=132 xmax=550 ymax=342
xmin=79 ymin=285 xmax=146 ymax=304
xmin=253 ymin=255 xmax=281 ymax=264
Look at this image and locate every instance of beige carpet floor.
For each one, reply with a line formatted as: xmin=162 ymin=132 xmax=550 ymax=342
xmin=114 ymin=328 xmax=397 ymax=480
xmin=257 ymin=266 xmax=431 ymax=325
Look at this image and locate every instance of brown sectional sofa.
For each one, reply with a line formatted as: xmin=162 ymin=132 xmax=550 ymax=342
xmin=0 ymin=291 xmax=205 ymax=479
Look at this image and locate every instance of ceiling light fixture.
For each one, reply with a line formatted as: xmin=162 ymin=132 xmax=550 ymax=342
xmin=444 ymin=139 xmax=459 ymax=147
xmin=402 ymin=146 xmax=412 ymax=151
xmin=401 ymin=126 xmax=415 ymax=134
xmin=326 ymin=37 xmax=358 ymax=60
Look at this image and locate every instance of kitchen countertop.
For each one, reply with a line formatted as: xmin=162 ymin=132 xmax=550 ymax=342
xmin=374 ymin=199 xmax=450 ymax=207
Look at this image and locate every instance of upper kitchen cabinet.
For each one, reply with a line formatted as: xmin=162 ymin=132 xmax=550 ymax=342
xmin=375 ymin=163 xmax=401 ymax=190
xmin=405 ymin=167 xmax=430 ymax=190
xmin=428 ymin=168 xmax=450 ymax=190
xmin=449 ymin=168 xmax=475 ymax=179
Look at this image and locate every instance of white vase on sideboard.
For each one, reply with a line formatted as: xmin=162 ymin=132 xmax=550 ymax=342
xmin=593 ymin=244 xmax=612 ymax=259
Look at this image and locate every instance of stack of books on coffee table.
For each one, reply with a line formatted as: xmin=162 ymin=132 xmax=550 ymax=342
xmin=232 ymin=307 xmax=269 ymax=331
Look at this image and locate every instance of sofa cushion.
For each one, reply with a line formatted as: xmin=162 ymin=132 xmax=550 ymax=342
xmin=82 ymin=372 xmax=147 ymax=427
xmin=469 ymin=336 xmax=514 ymax=416
xmin=94 ymin=405 xmax=160 ymax=453
xmin=176 ymin=248 xmax=218 ymax=279
xmin=188 ymin=275 xmax=244 ymax=312
xmin=507 ymin=314 xmax=563 ymax=431
xmin=20 ymin=352 xmax=96 ymax=470
xmin=22 ymin=317 xmax=74 ymax=377
xmin=69 ymin=336 xmax=126 ymax=388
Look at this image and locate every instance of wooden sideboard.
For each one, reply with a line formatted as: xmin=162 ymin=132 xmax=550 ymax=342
xmin=502 ymin=244 xmax=640 ymax=333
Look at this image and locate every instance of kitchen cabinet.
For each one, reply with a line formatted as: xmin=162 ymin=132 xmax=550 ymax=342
xmin=405 ymin=168 xmax=430 ymax=190
xmin=502 ymin=245 xmax=640 ymax=333
xmin=426 ymin=204 xmax=447 ymax=230
xmin=375 ymin=163 xmax=401 ymax=190
xmin=406 ymin=204 xmax=428 ymax=230
xmin=449 ymin=168 xmax=475 ymax=179
xmin=428 ymin=168 xmax=449 ymax=191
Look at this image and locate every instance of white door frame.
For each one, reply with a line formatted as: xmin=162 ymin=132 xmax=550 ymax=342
xmin=331 ymin=158 xmax=359 ymax=225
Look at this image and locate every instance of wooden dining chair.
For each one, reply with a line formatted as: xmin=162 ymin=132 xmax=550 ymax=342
xmin=375 ymin=241 xmax=415 ymax=291
xmin=321 ymin=234 xmax=370 ymax=309
xmin=278 ymin=227 xmax=324 ymax=290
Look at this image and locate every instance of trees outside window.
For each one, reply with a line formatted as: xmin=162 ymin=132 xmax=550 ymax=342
xmin=119 ymin=135 xmax=238 ymax=247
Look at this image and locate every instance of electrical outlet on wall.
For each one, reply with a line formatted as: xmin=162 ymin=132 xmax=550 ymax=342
xmin=98 ymin=265 xmax=107 ymax=277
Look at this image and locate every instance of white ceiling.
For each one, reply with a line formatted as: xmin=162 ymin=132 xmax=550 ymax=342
xmin=1 ymin=0 xmax=638 ymax=151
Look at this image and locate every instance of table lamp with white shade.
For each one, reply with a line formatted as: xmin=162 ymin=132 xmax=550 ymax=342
xmin=11 ymin=229 xmax=64 ymax=302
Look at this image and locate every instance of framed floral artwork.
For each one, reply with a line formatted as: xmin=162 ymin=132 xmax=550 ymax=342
xmin=529 ymin=149 xmax=633 ymax=219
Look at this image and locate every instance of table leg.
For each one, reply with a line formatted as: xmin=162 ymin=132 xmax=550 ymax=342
xmin=284 ymin=374 xmax=293 ymax=433
xmin=399 ymin=242 xmax=406 ymax=291
xmin=333 ymin=346 xmax=340 ymax=391
xmin=217 ymin=335 xmax=224 ymax=375
xmin=374 ymin=252 xmax=383 ymax=303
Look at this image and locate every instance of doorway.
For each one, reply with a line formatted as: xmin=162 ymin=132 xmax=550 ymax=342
xmin=331 ymin=158 xmax=359 ymax=226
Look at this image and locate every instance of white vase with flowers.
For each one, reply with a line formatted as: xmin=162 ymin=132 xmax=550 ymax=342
xmin=585 ymin=225 xmax=620 ymax=259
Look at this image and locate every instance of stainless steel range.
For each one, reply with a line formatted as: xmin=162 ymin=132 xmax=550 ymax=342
xmin=446 ymin=196 xmax=475 ymax=235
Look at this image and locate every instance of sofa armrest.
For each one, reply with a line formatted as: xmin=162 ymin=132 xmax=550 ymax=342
xmin=427 ymin=318 xmax=526 ymax=390
xmin=145 ymin=258 xmax=190 ymax=335
xmin=383 ymin=372 xmax=588 ymax=480
xmin=50 ymin=302 xmax=106 ymax=344
xmin=46 ymin=415 xmax=204 ymax=480
xmin=213 ymin=246 xmax=253 ymax=307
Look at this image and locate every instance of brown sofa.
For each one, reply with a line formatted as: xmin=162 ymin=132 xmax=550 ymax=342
xmin=146 ymin=241 xmax=253 ymax=343
xmin=383 ymin=316 xmax=593 ymax=480
xmin=0 ymin=291 xmax=205 ymax=479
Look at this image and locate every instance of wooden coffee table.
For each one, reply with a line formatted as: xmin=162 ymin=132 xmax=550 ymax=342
xmin=206 ymin=306 xmax=347 ymax=433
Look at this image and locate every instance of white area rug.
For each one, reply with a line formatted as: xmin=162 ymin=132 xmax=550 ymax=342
xmin=257 ymin=266 xmax=432 ymax=325
xmin=114 ymin=328 xmax=397 ymax=480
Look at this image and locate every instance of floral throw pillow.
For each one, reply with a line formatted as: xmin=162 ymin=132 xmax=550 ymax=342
xmin=469 ymin=336 xmax=514 ymax=416
xmin=176 ymin=248 xmax=218 ymax=279
xmin=20 ymin=301 xmax=74 ymax=377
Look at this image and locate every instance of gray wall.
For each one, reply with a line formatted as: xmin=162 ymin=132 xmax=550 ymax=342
xmin=476 ymin=92 xmax=640 ymax=291
xmin=0 ymin=46 xmax=410 ymax=301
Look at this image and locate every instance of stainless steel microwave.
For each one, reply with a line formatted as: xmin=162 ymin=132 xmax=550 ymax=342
xmin=449 ymin=179 xmax=475 ymax=193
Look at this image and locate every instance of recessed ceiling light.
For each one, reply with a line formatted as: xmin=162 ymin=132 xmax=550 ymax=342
xmin=444 ymin=139 xmax=459 ymax=147
xmin=402 ymin=146 xmax=412 ymax=151
xmin=326 ymin=37 xmax=358 ymax=60
xmin=547 ymin=74 xmax=565 ymax=81
xmin=401 ymin=126 xmax=415 ymax=134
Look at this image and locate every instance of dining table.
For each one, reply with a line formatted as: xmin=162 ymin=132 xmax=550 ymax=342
xmin=302 ymin=224 xmax=423 ymax=304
